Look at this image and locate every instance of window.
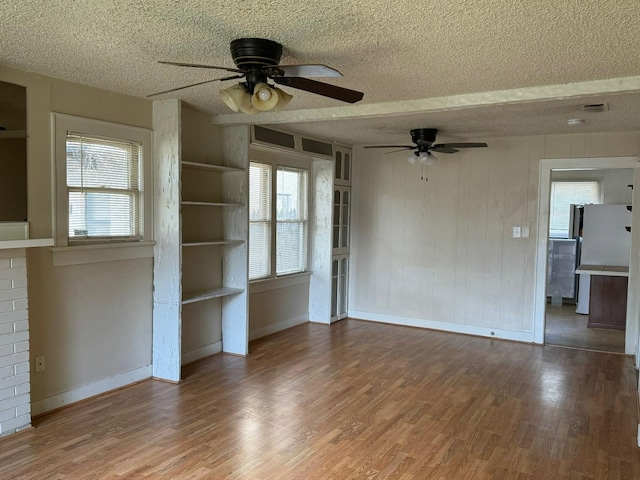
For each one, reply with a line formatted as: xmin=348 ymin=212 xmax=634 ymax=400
xmin=53 ymin=113 xmax=153 ymax=249
xmin=549 ymin=181 xmax=600 ymax=238
xmin=249 ymin=162 xmax=271 ymax=279
xmin=66 ymin=134 xmax=142 ymax=241
xmin=276 ymin=167 xmax=308 ymax=275
xmin=249 ymin=160 xmax=309 ymax=280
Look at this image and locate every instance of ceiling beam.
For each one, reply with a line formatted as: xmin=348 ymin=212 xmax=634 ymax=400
xmin=210 ymin=75 xmax=640 ymax=126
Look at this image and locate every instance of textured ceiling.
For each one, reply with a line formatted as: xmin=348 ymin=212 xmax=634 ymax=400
xmin=2 ymin=0 xmax=640 ymax=145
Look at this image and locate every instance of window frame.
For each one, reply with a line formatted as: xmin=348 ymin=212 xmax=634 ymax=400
xmin=549 ymin=179 xmax=601 ymax=238
xmin=52 ymin=113 xmax=153 ymax=248
xmin=248 ymin=147 xmax=312 ymax=282
xmin=275 ymin=165 xmax=309 ymax=276
xmin=249 ymin=161 xmax=272 ymax=280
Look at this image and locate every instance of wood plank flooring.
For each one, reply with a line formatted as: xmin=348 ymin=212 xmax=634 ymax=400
xmin=546 ymin=304 xmax=625 ymax=353
xmin=1 ymin=319 xmax=640 ymax=479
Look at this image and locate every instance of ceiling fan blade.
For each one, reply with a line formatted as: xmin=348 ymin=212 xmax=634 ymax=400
xmin=363 ymin=145 xmax=414 ymax=149
xmin=158 ymin=61 xmax=244 ymax=74
xmin=266 ymin=64 xmax=342 ymax=78
xmin=434 ymin=142 xmax=488 ymax=149
xmin=273 ymin=77 xmax=364 ymax=103
xmin=430 ymin=146 xmax=459 ymax=154
xmin=386 ymin=148 xmax=415 ymax=154
xmin=146 ymin=75 xmax=243 ymax=97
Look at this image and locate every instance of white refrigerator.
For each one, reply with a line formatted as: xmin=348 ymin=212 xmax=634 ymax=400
xmin=576 ymin=204 xmax=632 ymax=314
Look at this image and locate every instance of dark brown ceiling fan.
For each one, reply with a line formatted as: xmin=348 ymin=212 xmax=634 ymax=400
xmin=148 ymin=38 xmax=364 ymax=114
xmin=365 ymin=128 xmax=487 ymax=164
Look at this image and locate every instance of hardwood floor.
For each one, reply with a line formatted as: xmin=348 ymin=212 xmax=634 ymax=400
xmin=546 ymin=304 xmax=625 ymax=353
xmin=1 ymin=319 xmax=640 ymax=479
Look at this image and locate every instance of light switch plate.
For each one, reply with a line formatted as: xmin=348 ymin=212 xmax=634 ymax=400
xmin=512 ymin=226 xmax=521 ymax=238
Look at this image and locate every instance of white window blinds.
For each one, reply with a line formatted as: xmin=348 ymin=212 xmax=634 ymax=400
xmin=276 ymin=166 xmax=308 ymax=275
xmin=249 ymin=162 xmax=272 ymax=280
xmin=66 ymin=134 xmax=143 ymax=241
xmin=549 ymin=181 xmax=600 ymax=238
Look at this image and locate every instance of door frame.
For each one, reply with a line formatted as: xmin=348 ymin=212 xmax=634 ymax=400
xmin=533 ymin=156 xmax=640 ymax=359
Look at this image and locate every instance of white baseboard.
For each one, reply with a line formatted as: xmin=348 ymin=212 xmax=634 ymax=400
xmin=249 ymin=314 xmax=308 ymax=341
xmin=32 ymin=365 xmax=151 ymax=416
xmin=181 ymin=341 xmax=223 ymax=365
xmin=348 ymin=310 xmax=535 ymax=343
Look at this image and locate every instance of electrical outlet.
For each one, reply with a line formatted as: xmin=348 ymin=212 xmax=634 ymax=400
xmin=512 ymin=226 xmax=521 ymax=238
xmin=35 ymin=355 xmax=45 ymax=373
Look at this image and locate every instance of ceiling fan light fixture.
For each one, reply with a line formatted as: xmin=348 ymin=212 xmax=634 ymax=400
xmin=407 ymin=152 xmax=418 ymax=164
xmin=251 ymin=82 xmax=279 ymax=111
xmin=238 ymin=97 xmax=260 ymax=115
xmin=272 ymin=87 xmax=293 ymax=112
xmin=220 ymin=84 xmax=249 ymax=112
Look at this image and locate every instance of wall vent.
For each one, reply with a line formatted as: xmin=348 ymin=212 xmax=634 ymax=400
xmin=581 ymin=102 xmax=608 ymax=113
xmin=253 ymin=125 xmax=296 ymax=149
xmin=301 ymin=137 xmax=333 ymax=157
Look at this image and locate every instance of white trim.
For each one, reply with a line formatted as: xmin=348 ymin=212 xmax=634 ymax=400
xmin=31 ymin=365 xmax=151 ymax=416
xmin=533 ymin=157 xmax=640 ymax=355
xmin=348 ymin=310 xmax=535 ymax=343
xmin=50 ymin=241 xmax=155 ymax=266
xmin=181 ymin=341 xmax=223 ymax=365
xmin=0 ymin=238 xmax=53 ymax=250
xmin=249 ymin=314 xmax=308 ymax=341
xmin=50 ymin=113 xmax=154 ymax=248
xmin=249 ymin=271 xmax=311 ymax=294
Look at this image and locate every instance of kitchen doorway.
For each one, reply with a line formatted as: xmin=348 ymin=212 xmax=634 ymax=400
xmin=533 ymin=157 xmax=640 ymax=358
xmin=544 ymin=168 xmax=632 ymax=353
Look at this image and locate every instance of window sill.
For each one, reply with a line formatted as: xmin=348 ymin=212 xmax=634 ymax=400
xmin=50 ymin=241 xmax=155 ymax=267
xmin=249 ymin=271 xmax=312 ymax=294
xmin=0 ymin=238 xmax=54 ymax=250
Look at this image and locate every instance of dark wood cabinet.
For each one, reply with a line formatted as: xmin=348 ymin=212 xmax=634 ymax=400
xmin=588 ymin=275 xmax=627 ymax=330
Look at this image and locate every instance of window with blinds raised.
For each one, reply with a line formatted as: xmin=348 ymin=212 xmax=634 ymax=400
xmin=248 ymin=161 xmax=309 ymax=280
xmin=549 ymin=181 xmax=600 ymax=238
xmin=66 ymin=134 xmax=143 ymax=242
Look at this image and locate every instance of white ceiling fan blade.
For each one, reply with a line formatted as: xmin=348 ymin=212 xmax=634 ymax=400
xmin=273 ymin=64 xmax=342 ymax=78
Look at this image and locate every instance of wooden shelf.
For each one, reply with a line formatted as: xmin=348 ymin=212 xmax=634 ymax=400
xmin=182 ymin=240 xmax=244 ymax=247
xmin=182 ymin=201 xmax=244 ymax=207
xmin=182 ymin=161 xmax=244 ymax=173
xmin=182 ymin=287 xmax=244 ymax=305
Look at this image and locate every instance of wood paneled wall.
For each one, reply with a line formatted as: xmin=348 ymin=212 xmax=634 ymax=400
xmin=350 ymin=132 xmax=640 ymax=340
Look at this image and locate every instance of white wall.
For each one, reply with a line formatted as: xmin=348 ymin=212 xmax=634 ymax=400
xmin=0 ymin=65 xmax=153 ymax=414
xmin=350 ymin=133 xmax=640 ymax=342
xmin=249 ymin=279 xmax=310 ymax=341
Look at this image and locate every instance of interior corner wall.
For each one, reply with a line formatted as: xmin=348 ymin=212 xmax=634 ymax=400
xmin=0 ymin=65 xmax=153 ymax=415
xmin=349 ymin=132 xmax=640 ymax=342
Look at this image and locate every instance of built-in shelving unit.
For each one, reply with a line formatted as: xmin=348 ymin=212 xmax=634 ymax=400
xmin=182 ymin=287 xmax=245 ymax=305
xmin=182 ymin=240 xmax=244 ymax=247
xmin=152 ymin=99 xmax=249 ymax=382
xmin=331 ymin=145 xmax=352 ymax=322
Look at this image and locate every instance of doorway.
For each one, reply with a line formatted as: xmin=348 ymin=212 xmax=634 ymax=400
xmin=534 ymin=157 xmax=640 ymax=357
xmin=544 ymin=168 xmax=632 ymax=353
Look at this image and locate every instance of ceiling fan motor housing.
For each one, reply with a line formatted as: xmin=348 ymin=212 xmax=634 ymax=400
xmin=410 ymin=128 xmax=438 ymax=146
xmin=230 ymin=38 xmax=283 ymax=93
xmin=230 ymin=38 xmax=283 ymax=70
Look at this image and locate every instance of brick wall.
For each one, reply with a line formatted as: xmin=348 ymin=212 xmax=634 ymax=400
xmin=0 ymin=248 xmax=31 ymax=436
